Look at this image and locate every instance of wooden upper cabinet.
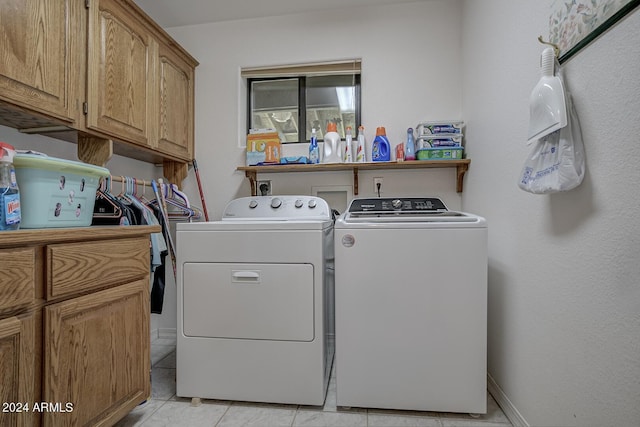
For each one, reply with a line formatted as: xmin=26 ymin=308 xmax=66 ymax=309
xmin=0 ymin=0 xmax=81 ymax=123
xmin=155 ymin=41 xmax=195 ymax=160
xmin=86 ymin=0 xmax=156 ymax=147
xmin=0 ymin=0 xmax=197 ymax=169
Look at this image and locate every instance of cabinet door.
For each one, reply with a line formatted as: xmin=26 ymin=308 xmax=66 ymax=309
xmin=0 ymin=248 xmax=36 ymax=314
xmin=155 ymin=42 xmax=195 ymax=160
xmin=43 ymin=279 xmax=150 ymax=427
xmin=0 ymin=0 xmax=78 ymax=123
xmin=87 ymin=0 xmax=156 ymax=147
xmin=0 ymin=314 xmax=38 ymax=427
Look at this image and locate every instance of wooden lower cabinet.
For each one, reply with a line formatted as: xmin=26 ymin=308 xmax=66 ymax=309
xmin=0 ymin=226 xmax=158 ymax=427
xmin=0 ymin=313 xmax=39 ymax=427
xmin=43 ymin=279 xmax=150 ymax=427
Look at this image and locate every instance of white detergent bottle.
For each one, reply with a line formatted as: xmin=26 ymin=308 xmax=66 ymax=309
xmin=343 ymin=126 xmax=353 ymax=162
xmin=355 ymin=125 xmax=366 ymax=162
xmin=322 ymin=122 xmax=342 ymax=164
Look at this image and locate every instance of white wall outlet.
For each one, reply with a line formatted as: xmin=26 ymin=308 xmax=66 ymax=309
xmin=373 ymin=177 xmax=383 ymax=195
xmin=257 ymin=180 xmax=272 ymax=196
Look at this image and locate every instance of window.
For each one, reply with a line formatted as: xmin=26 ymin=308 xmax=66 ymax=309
xmin=244 ymin=60 xmax=361 ymax=143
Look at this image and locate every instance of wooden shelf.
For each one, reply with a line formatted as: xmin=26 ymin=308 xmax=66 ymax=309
xmin=237 ymin=159 xmax=470 ymax=195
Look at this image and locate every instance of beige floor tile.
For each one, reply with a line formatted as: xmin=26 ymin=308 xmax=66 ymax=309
xmin=217 ymin=404 xmax=297 ymax=427
xmin=151 ymin=368 xmax=176 ymax=400
xmin=151 ymin=345 xmax=175 ymax=366
xmin=368 ymin=412 xmax=442 ymax=427
xmin=140 ymin=400 xmax=228 ymax=427
xmin=439 ymin=395 xmax=510 ymax=426
xmin=292 ymin=410 xmax=367 ymax=427
xmin=155 ymin=350 xmax=176 ymax=369
xmin=114 ymin=399 xmax=165 ymax=427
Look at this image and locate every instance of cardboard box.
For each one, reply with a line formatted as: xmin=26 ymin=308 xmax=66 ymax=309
xmin=416 ymin=147 xmax=464 ymax=160
xmin=246 ymin=132 xmax=281 ymax=165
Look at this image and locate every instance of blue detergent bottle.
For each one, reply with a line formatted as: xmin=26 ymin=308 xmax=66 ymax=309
xmin=372 ymin=127 xmax=391 ymax=162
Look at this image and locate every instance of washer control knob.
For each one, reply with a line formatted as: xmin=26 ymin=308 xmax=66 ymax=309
xmin=392 ymin=199 xmax=402 ymax=209
xmin=308 ymin=199 xmax=317 ymax=209
xmin=249 ymin=200 xmax=258 ymax=209
xmin=271 ymin=197 xmax=282 ymax=209
xmin=295 ymin=199 xmax=304 ymax=208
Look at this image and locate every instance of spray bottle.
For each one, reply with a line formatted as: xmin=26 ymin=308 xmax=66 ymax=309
xmin=309 ymin=128 xmax=319 ymax=164
xmin=405 ymin=127 xmax=416 ymax=161
xmin=343 ymin=126 xmax=353 ymax=162
xmin=355 ymin=125 xmax=366 ymax=163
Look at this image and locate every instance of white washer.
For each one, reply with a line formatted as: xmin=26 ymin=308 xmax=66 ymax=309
xmin=334 ymin=197 xmax=487 ymax=414
xmin=176 ymin=196 xmax=334 ymax=405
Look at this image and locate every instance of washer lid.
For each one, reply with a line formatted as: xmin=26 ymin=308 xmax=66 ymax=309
xmin=339 ymin=197 xmax=486 ymax=226
xmin=347 ymin=197 xmax=449 ymax=214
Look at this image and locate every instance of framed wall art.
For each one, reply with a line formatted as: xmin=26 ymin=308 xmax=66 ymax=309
xmin=548 ymin=0 xmax=640 ymax=63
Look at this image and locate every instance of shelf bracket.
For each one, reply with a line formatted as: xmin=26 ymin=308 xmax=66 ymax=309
xmin=353 ymin=168 xmax=359 ymax=195
xmin=77 ymin=136 xmax=113 ymax=167
xmin=163 ymin=160 xmax=188 ymax=189
xmin=245 ymin=170 xmax=258 ymax=196
xmin=456 ymin=163 xmax=469 ymax=193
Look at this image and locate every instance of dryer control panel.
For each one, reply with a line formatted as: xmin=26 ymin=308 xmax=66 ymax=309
xmin=222 ymin=196 xmax=331 ymax=220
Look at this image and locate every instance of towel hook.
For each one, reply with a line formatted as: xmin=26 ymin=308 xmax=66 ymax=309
xmin=537 ymin=36 xmax=560 ymax=57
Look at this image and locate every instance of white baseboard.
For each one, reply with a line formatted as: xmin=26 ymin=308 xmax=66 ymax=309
xmin=150 ymin=328 xmax=177 ymax=341
xmin=158 ymin=328 xmax=177 ymax=339
xmin=487 ymin=373 xmax=529 ymax=427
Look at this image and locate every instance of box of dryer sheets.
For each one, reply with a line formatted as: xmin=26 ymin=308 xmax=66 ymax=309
xmin=13 ymin=153 xmax=109 ymax=228
xmin=246 ymin=131 xmax=281 ymax=165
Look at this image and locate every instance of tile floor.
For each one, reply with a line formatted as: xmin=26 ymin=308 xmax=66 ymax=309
xmin=116 ymin=337 xmax=512 ymax=427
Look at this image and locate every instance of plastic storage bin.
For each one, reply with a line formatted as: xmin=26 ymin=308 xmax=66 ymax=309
xmin=13 ymin=154 xmax=109 ymax=228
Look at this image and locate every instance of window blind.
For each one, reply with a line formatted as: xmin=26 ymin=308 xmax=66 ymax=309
xmin=241 ymin=59 xmax=361 ymax=79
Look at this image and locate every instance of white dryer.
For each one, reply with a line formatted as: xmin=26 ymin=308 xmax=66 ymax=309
xmin=334 ymin=197 xmax=487 ymax=414
xmin=176 ymin=196 xmax=334 ymax=405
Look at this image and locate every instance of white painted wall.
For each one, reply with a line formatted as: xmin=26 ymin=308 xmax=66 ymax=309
xmin=462 ymin=1 xmax=640 ymax=426
xmin=167 ymin=0 xmax=465 ymax=217
xmin=0 ymin=126 xmax=159 ymax=179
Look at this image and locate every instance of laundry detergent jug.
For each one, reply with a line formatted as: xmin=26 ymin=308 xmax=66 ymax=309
xmin=372 ymin=127 xmax=391 ymax=162
xmin=323 ymin=122 xmax=342 ymax=164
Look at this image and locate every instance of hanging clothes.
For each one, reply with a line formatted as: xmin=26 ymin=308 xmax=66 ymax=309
xmin=149 ymin=201 xmax=169 ymax=314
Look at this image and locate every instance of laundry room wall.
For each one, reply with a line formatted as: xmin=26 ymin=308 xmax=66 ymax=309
xmin=461 ymin=1 xmax=640 ymax=426
xmin=0 ymin=126 xmax=159 ymax=179
xmin=165 ymin=0 xmax=465 ymax=220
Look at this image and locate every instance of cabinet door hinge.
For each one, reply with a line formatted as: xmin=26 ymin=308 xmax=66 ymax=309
xmin=85 ymin=0 xmax=90 ymax=9
xmin=83 ymin=102 xmax=88 ymax=115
